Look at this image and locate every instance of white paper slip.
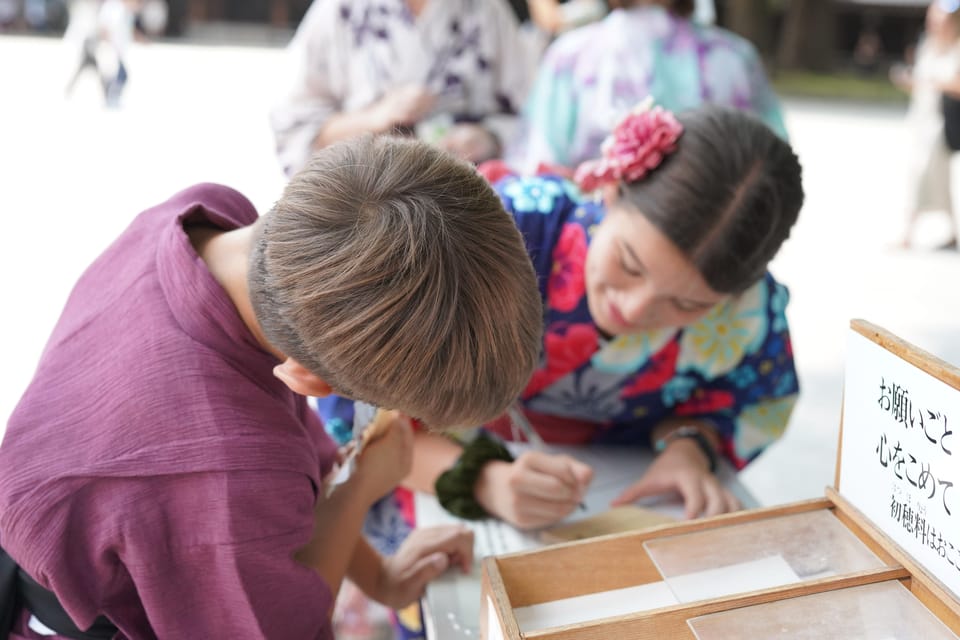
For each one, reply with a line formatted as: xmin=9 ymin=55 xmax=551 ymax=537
xmin=666 ymin=554 xmax=802 ymax=603
xmin=513 ymin=581 xmax=679 ymax=632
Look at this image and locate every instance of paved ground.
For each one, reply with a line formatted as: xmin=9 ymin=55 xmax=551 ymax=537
xmin=2 ymin=34 xmax=958 ymax=507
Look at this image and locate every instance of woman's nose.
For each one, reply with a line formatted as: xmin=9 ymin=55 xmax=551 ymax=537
xmin=620 ymin=285 xmax=657 ymax=326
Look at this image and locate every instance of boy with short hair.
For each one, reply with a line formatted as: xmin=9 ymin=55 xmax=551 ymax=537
xmin=0 ymin=135 xmax=543 ymax=639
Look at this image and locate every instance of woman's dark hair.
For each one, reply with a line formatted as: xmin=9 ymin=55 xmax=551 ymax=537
xmin=618 ymin=106 xmax=804 ymax=294
xmin=607 ymin=0 xmax=694 ymax=18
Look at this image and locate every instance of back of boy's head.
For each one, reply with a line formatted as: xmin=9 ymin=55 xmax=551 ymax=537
xmin=248 ymin=135 xmax=543 ymax=428
xmin=621 ymin=106 xmax=804 ymax=294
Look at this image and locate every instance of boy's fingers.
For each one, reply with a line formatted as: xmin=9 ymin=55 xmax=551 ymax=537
xmin=407 ymin=551 xmax=451 ymax=594
xmin=410 ymin=526 xmax=474 ymax=568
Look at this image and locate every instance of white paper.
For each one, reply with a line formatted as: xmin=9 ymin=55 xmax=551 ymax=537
xmin=485 ymin=596 xmax=506 ymax=640
xmin=666 ymin=555 xmax=802 ymax=603
xmin=513 ymin=581 xmax=679 ymax=632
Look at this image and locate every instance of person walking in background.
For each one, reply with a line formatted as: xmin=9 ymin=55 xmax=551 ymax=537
xmin=96 ymin=0 xmax=139 ymax=107
xmin=506 ymin=0 xmax=786 ymax=173
xmin=269 ymin=0 xmax=535 ymax=177
xmin=63 ymin=0 xmax=104 ymax=100
xmin=891 ymin=0 xmax=960 ymax=250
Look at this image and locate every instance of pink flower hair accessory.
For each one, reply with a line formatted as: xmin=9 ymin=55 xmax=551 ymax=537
xmin=574 ymin=99 xmax=684 ymax=192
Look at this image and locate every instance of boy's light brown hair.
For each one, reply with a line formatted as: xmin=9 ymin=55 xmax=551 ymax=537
xmin=248 ymin=135 xmax=543 ymax=428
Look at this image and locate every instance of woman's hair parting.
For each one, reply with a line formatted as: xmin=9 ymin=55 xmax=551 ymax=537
xmin=248 ymin=135 xmax=543 ymax=428
xmin=580 ymin=104 xmax=804 ymax=294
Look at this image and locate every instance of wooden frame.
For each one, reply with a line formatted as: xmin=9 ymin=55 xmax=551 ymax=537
xmin=481 ymin=320 xmax=960 ymax=639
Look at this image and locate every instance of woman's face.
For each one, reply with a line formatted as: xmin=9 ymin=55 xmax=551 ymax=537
xmin=585 ymin=202 xmax=726 ymax=335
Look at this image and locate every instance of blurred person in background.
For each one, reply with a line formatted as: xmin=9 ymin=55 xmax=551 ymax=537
xmin=891 ymin=0 xmax=960 ymax=250
xmin=63 ymin=0 xmax=153 ymax=108
xmin=506 ymin=0 xmax=786 ymax=173
xmin=97 ymin=0 xmax=139 ymax=107
xmin=269 ymin=0 xmax=535 ymax=177
xmin=63 ymin=0 xmax=105 ymax=100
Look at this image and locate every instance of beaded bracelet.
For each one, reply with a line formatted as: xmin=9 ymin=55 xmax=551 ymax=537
xmin=435 ymin=431 xmax=514 ymax=520
xmin=653 ymin=425 xmax=718 ymax=473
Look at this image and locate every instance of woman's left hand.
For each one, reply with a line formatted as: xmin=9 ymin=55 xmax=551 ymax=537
xmin=611 ymin=439 xmax=741 ymax=519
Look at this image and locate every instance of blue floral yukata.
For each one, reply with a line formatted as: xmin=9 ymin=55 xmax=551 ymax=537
xmin=486 ymin=175 xmax=798 ymax=465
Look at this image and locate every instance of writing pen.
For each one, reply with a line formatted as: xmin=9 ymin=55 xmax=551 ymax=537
xmin=507 ymin=404 xmax=587 ymax=511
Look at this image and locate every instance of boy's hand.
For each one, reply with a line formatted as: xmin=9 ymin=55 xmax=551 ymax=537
xmin=348 ymin=411 xmax=414 ymax=506
xmin=611 ymin=439 xmax=740 ymax=519
xmin=474 ymin=452 xmax=593 ymax=530
xmin=373 ymin=525 xmax=474 ymax=610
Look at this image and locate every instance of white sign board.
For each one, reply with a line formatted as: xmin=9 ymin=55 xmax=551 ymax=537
xmin=840 ymin=328 xmax=960 ymax=599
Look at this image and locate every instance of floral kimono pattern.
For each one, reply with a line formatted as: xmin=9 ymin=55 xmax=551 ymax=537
xmin=493 ymin=174 xmax=798 ymax=468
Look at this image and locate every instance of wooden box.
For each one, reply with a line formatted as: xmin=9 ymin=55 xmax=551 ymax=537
xmin=481 ymin=320 xmax=960 ymax=639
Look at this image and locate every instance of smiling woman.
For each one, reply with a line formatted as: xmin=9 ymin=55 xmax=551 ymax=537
xmin=483 ymin=104 xmax=803 ymax=475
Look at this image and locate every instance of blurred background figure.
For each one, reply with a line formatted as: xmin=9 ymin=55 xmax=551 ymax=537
xmin=269 ymin=0 xmax=534 ymax=177
xmin=506 ymin=0 xmax=786 ymax=173
xmin=853 ymin=17 xmax=883 ymax=75
xmin=63 ymin=0 xmax=104 ymax=100
xmin=63 ymin=0 xmax=157 ymax=108
xmin=891 ymin=0 xmax=960 ymax=250
xmin=97 ymin=0 xmax=139 ymax=107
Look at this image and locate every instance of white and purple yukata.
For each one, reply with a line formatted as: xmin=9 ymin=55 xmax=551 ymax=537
xmin=270 ymin=0 xmax=534 ymax=176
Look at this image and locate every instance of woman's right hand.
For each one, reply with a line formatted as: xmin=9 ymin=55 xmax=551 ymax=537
xmin=373 ymin=85 xmax=436 ymax=131
xmin=473 ymin=451 xmax=593 ymax=530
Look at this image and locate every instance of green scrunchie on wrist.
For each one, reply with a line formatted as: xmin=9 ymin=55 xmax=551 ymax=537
xmin=435 ymin=431 xmax=514 ymax=520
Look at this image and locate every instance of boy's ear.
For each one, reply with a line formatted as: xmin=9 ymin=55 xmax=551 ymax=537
xmin=273 ymin=358 xmax=335 ymax=397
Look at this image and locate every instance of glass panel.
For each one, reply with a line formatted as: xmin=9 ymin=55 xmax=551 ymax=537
xmin=643 ymin=510 xmax=885 ymax=603
xmin=688 ymin=581 xmax=959 ymax=640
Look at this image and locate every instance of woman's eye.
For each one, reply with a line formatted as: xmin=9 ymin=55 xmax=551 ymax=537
xmin=618 ymin=257 xmax=643 ymax=277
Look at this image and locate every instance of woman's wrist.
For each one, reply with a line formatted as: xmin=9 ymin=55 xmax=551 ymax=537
xmin=664 ymin=437 xmax=713 ymax=472
xmin=473 ymin=460 xmax=511 ymax=516
xmin=653 ymin=425 xmax=719 ymax=473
